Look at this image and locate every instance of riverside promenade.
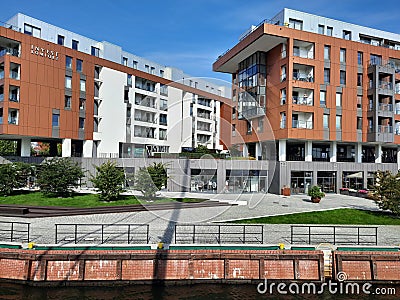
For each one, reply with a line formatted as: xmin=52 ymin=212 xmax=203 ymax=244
xmin=0 ymin=191 xmax=398 ymax=246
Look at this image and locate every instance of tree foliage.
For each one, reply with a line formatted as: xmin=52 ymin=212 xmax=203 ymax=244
xmin=370 ymin=170 xmax=400 ymax=215
xmin=90 ymin=161 xmax=125 ymax=201
xmin=195 ymin=145 xmax=210 ymax=154
xmin=228 ymin=144 xmax=241 ymax=157
xmin=37 ymin=158 xmax=84 ymax=197
xmin=0 ymin=140 xmax=18 ymax=156
xmin=134 ymin=163 xmax=168 ymax=198
xmin=0 ymin=162 xmax=35 ymax=196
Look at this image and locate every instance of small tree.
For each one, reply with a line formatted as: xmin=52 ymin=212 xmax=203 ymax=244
xmin=37 ymin=158 xmax=84 ymax=197
xmin=0 ymin=162 xmax=34 ymax=195
xmin=90 ymin=161 xmax=125 ymax=201
xmin=0 ymin=140 xmax=18 ymax=156
xmin=134 ymin=167 xmax=158 ymax=198
xmin=195 ymin=145 xmax=210 ymax=154
xmin=370 ymin=170 xmax=400 ymax=215
xmin=147 ymin=162 xmax=168 ymax=190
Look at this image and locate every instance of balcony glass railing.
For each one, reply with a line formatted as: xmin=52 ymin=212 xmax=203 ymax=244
xmin=0 ymin=48 xmax=20 ymax=58
xmin=134 ymin=116 xmax=156 ymax=123
xmin=378 ymin=81 xmax=393 ymax=90
xmin=9 ymin=94 xmax=19 ymax=102
xmin=292 ymin=96 xmax=313 ymax=105
xmin=378 ymin=103 xmax=393 ymax=111
xmin=0 ymin=71 xmax=4 ymax=80
xmin=378 ymin=125 xmax=393 ymax=133
xmin=292 ymin=120 xmax=313 ymax=129
xmin=0 ymin=94 xmax=3 ymax=101
xmin=293 ymin=72 xmax=314 ymax=82
xmin=9 ymin=71 xmax=20 ymax=80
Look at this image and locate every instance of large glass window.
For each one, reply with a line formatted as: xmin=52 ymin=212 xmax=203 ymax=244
xmin=336 ymin=93 xmax=342 ymax=107
xmin=76 ymin=59 xmax=83 ymax=72
xmin=191 ymin=169 xmax=218 ymax=192
xmin=91 ymin=46 xmax=100 ymax=57
xmin=323 ymin=114 xmax=329 ymax=129
xmin=340 ymin=49 xmax=346 ymax=63
xmin=57 ymin=35 xmax=64 ymax=45
xmin=80 ymin=80 xmax=86 ymax=92
xmin=342 ymin=171 xmax=364 ymax=190
xmin=65 ymin=76 xmax=72 ymax=89
xmin=72 ymin=40 xmax=79 ymax=50
xmin=66 ymin=56 xmax=72 ymax=69
xmin=291 ymin=171 xmax=313 ymax=194
xmin=324 ymin=46 xmax=330 ymax=60
xmin=52 ymin=113 xmax=59 ymax=127
xmin=336 ymin=115 xmax=342 ymax=130
xmin=340 ymin=71 xmax=346 ymax=85
xmin=289 ymin=18 xmax=303 ymax=30
xmin=324 ymin=68 xmax=330 ymax=84
xmin=320 ymin=91 xmax=326 ymax=106
xmin=317 ymin=171 xmax=336 ymax=193
xmin=226 ymin=170 xmax=267 ymax=193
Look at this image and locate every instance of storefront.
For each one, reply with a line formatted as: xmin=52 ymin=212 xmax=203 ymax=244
xmin=226 ymin=170 xmax=268 ymax=193
xmin=317 ymin=171 xmax=336 ymax=193
xmin=290 ymin=171 xmax=313 ymax=194
xmin=190 ymin=169 xmax=217 ymax=192
xmin=342 ymin=171 xmax=363 ymax=190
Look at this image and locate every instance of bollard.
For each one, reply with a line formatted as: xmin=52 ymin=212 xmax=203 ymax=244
xmin=157 ymin=242 xmax=164 ymax=249
xmin=279 ymin=243 xmax=285 ymax=250
xmin=27 ymin=242 xmax=35 ymax=249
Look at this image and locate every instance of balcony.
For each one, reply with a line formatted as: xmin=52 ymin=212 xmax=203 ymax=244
xmin=292 ymin=120 xmax=313 ymax=129
xmin=292 ymin=72 xmax=314 ymax=82
xmin=292 ymin=96 xmax=313 ymax=105
xmin=378 ymin=125 xmax=393 ymax=133
xmin=378 ymin=103 xmax=393 ymax=111
xmin=0 ymin=94 xmax=3 ymax=101
xmin=378 ymin=81 xmax=392 ymax=90
xmin=241 ymin=107 xmax=265 ymax=119
xmin=293 ymin=40 xmax=314 ymax=59
xmin=0 ymin=70 xmax=4 ymax=80
xmin=9 ymin=94 xmax=19 ymax=102
xmin=9 ymin=71 xmax=20 ymax=80
xmin=0 ymin=48 xmax=20 ymax=58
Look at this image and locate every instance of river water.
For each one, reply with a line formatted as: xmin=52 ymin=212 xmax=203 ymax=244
xmin=0 ymin=282 xmax=398 ymax=300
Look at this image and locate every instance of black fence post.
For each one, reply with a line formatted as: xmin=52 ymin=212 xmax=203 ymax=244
xmin=308 ymin=226 xmax=311 ymax=245
xmin=193 ymin=225 xmax=196 ymax=244
xmin=128 ymin=225 xmax=131 ymax=244
xmin=10 ymin=222 xmax=14 ymax=242
xmin=27 ymin=223 xmax=30 ymax=243
xmin=333 ymin=227 xmax=336 ymax=245
xmin=74 ymin=224 xmax=78 ymax=244
xmin=147 ymin=225 xmax=150 ymax=243
xmin=243 ymin=226 xmax=246 ymax=244
xmin=55 ymin=225 xmax=58 ymax=244
xmin=101 ymin=225 xmax=104 ymax=244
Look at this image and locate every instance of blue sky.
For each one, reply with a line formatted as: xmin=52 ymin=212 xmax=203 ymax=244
xmin=1 ymin=0 xmax=400 ymax=82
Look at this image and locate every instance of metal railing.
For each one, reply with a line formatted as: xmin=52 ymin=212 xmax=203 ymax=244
xmin=0 ymin=221 xmax=30 ymax=242
xmin=292 ymin=120 xmax=313 ymax=129
xmin=378 ymin=125 xmax=393 ymax=133
xmin=378 ymin=81 xmax=393 ymax=90
xmin=174 ymin=224 xmax=264 ymax=244
xmin=292 ymin=96 xmax=313 ymax=105
xmin=290 ymin=225 xmax=378 ymax=245
xmin=378 ymin=103 xmax=393 ymax=111
xmin=292 ymin=73 xmax=314 ymax=82
xmin=55 ymin=224 xmax=150 ymax=244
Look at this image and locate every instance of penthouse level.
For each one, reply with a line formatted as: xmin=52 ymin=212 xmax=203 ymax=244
xmin=214 ymin=8 xmax=400 ymax=194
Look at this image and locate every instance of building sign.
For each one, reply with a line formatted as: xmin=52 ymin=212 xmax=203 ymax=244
xmin=30 ymin=45 xmax=59 ymax=60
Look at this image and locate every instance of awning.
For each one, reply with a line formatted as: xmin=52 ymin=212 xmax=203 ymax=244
xmin=346 ymin=172 xmax=363 ymax=178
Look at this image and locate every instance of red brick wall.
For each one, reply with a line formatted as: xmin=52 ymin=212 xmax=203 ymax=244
xmin=227 ymin=260 xmax=259 ymax=279
xmin=0 ymin=259 xmax=27 ymax=280
xmin=341 ymin=261 xmax=372 ymax=280
xmin=84 ymin=260 xmax=119 ymax=280
xmin=192 ymin=259 xmax=224 ymax=279
xmin=47 ymin=261 xmax=81 ymax=281
xmin=121 ymin=260 xmax=154 ymax=280
xmin=264 ymin=260 xmax=294 ymax=279
xmin=375 ymin=261 xmax=400 ymax=280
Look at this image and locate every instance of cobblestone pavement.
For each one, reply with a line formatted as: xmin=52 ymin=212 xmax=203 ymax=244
xmin=0 ymin=192 xmax=399 ymax=246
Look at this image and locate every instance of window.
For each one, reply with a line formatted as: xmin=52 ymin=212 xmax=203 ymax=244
xmin=80 ymin=80 xmax=86 ymax=92
xmin=246 ymin=120 xmax=252 ymax=134
xmin=72 ymin=40 xmax=79 ymax=50
xmin=232 ymin=107 xmax=236 ymax=119
xmin=281 ymin=65 xmax=286 ymax=82
xmin=160 ymin=99 xmax=168 ymax=110
xmin=357 ymin=117 xmax=362 ymax=130
xmin=232 ymin=124 xmax=236 ymax=136
xmin=66 ymin=56 xmax=72 ymax=69
xmin=57 ymin=35 xmax=64 ymax=45
xmin=122 ymin=57 xmax=128 ymax=66
xmin=318 ymin=25 xmax=325 ymax=34
xmin=159 ymin=114 xmax=167 ymax=126
xmin=127 ymin=74 xmax=132 ymax=86
xmin=64 ymin=95 xmax=71 ymax=108
xmin=145 ymin=65 xmax=150 ymax=73
xmin=289 ymin=18 xmax=303 ymax=30
xmin=324 ymin=46 xmax=330 ymax=60
xmin=320 ymin=91 xmax=326 ymax=106
xmin=357 ymin=96 xmax=362 ymax=109
xmin=91 ymin=46 xmax=100 ymax=57
xmin=343 ymin=30 xmax=351 ymax=40
xmin=281 ymin=43 xmax=287 ymax=58
xmin=370 ymin=54 xmax=382 ymax=65
xmin=79 ymin=98 xmax=86 ymax=110
xmin=133 ymin=61 xmax=138 ymax=69
xmin=336 ymin=115 xmax=342 ymax=130
xmin=327 ymin=26 xmax=333 ymax=36
xmin=160 ymin=70 xmax=164 ymax=77
xmin=336 ymin=93 xmax=342 ymax=107
xmin=293 ymin=46 xmax=300 ymax=57
xmin=324 ymin=68 xmax=330 ymax=84
xmin=323 ymin=114 xmax=329 ymax=129
xmin=24 ymin=24 xmax=41 ymax=37
xmin=340 ymin=49 xmax=346 ymax=63
xmin=150 ymin=67 xmax=155 ymax=75
xmin=52 ymin=113 xmax=60 ymax=127
xmin=65 ymin=76 xmax=72 ymax=89
xmin=340 ymin=71 xmax=346 ymax=85
xmin=357 ymin=73 xmax=363 ymax=86
xmin=281 ymin=88 xmax=286 ymax=105
xmin=159 ymin=129 xmax=167 ymax=140
xmin=357 ymin=52 xmax=363 ymax=65
xmin=76 ymin=59 xmax=83 ymax=72
xmin=280 ymin=112 xmax=286 ymax=128
xmin=79 ymin=117 xmax=85 ymax=129
xmin=258 ymin=118 xmax=264 ymax=132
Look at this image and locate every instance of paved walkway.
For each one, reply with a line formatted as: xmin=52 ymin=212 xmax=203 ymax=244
xmin=0 ymin=192 xmax=398 ymax=246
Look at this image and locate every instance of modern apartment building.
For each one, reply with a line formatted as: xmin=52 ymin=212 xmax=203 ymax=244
xmin=214 ymin=8 xmax=400 ymax=194
xmin=0 ymin=13 xmax=229 ymax=159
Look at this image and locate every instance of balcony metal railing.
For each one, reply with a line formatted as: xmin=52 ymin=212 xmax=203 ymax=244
xmin=292 ymin=120 xmax=313 ymax=129
xmin=378 ymin=125 xmax=393 ymax=133
xmin=198 ymin=99 xmax=211 ymax=107
xmin=197 ymin=113 xmax=212 ymax=119
xmin=134 ymin=116 xmax=156 ymax=123
xmin=9 ymin=71 xmax=20 ymax=80
xmin=293 ymin=49 xmax=314 ymax=59
xmin=0 ymin=48 xmax=20 ymax=58
xmin=378 ymin=81 xmax=393 ymax=90
xmin=292 ymin=96 xmax=313 ymax=105
xmin=134 ymin=100 xmax=156 ymax=109
xmin=378 ymin=103 xmax=393 ymax=111
xmin=9 ymin=94 xmax=19 ymax=102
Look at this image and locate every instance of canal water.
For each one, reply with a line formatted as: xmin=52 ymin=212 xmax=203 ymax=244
xmin=0 ymin=282 xmax=397 ymax=300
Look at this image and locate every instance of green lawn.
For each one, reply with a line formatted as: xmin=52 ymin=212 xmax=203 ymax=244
xmin=0 ymin=191 xmax=206 ymax=208
xmin=229 ymin=208 xmax=400 ymax=225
